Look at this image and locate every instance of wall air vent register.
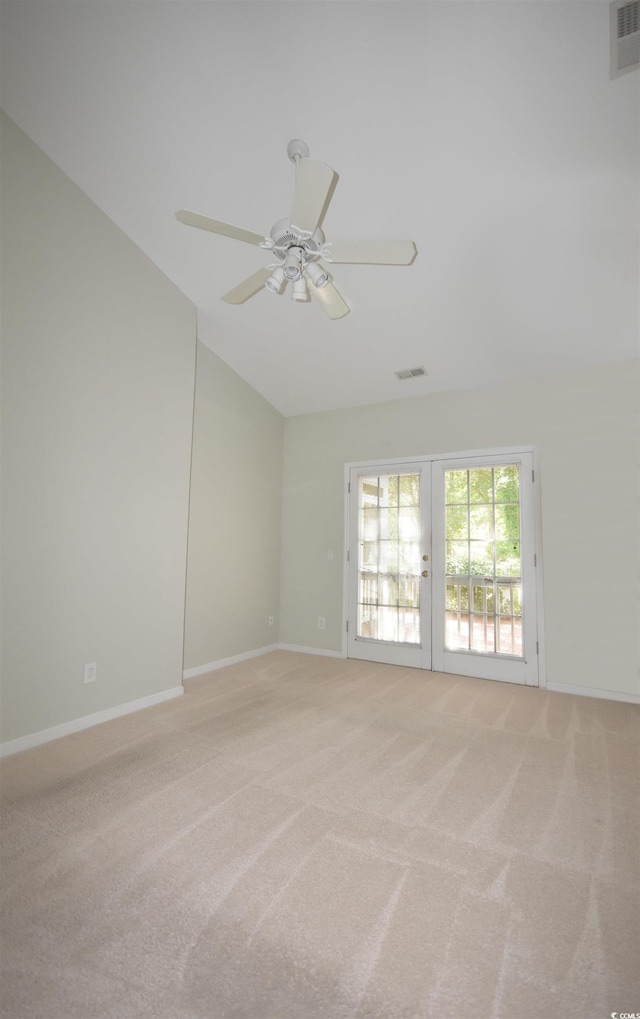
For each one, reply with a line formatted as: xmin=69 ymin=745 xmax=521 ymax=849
xmin=395 ymin=366 xmax=427 ymax=381
xmin=611 ymin=0 xmax=639 ymax=77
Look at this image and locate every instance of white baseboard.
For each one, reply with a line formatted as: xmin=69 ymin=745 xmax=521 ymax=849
xmin=547 ymin=682 xmax=640 ymax=705
xmin=0 ymin=685 xmax=184 ymax=759
xmin=277 ymin=643 xmax=345 ymax=659
xmin=184 ymin=643 xmax=344 ymax=680
xmin=182 ymin=644 xmax=279 ymax=680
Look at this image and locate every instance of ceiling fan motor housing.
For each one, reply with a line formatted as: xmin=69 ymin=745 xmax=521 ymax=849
xmin=269 ymin=218 xmax=325 ymax=263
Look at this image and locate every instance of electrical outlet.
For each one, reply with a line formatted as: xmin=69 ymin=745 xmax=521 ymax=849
xmin=268 ymin=615 xmax=275 ymax=627
xmin=317 ymin=616 xmax=326 ymax=630
xmin=84 ymin=662 xmax=97 ymax=684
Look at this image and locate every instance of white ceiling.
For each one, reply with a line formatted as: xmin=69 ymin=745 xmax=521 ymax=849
xmin=1 ymin=1 xmax=638 ymax=417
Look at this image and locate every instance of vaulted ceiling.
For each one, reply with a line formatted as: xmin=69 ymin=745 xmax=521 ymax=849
xmin=1 ymin=1 xmax=638 ymax=416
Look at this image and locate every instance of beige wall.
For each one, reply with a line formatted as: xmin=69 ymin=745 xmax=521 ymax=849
xmin=0 ymin=113 xmax=197 ymax=743
xmin=280 ymin=360 xmax=639 ymax=697
xmin=183 ymin=342 xmax=284 ymax=671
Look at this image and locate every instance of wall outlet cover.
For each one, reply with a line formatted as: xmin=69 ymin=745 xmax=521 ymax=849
xmin=84 ymin=662 xmax=97 ymax=684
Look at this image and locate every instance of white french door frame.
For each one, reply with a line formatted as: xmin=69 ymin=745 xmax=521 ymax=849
xmin=343 ymin=446 xmax=546 ymax=689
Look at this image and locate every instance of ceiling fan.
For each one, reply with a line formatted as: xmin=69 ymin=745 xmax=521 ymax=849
xmin=175 ymin=140 xmax=417 ymax=320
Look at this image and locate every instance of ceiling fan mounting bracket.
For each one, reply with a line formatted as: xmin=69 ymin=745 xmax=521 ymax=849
xmin=287 ymin=139 xmax=310 ymax=163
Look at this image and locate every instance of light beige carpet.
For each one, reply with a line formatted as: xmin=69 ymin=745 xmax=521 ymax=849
xmin=1 ymin=651 xmax=639 ymax=1019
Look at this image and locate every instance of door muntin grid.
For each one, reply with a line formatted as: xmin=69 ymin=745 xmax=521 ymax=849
xmin=357 ymin=473 xmax=421 ymax=645
xmin=444 ymin=465 xmax=523 ymax=657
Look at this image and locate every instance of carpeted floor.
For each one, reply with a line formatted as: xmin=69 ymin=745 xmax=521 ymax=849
xmin=1 ymin=651 xmax=639 ymax=1019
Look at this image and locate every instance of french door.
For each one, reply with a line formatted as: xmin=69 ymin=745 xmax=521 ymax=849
xmin=346 ymin=451 xmax=540 ymax=686
xmin=346 ymin=463 xmax=432 ymax=668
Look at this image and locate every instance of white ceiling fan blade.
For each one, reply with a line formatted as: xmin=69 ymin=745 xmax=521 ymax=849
xmin=290 ymin=159 xmax=338 ymax=236
xmin=176 ymin=210 xmax=265 ymax=246
xmin=308 ymin=280 xmax=350 ymax=320
xmin=221 ymin=268 xmax=271 ymax=304
xmin=326 ymin=240 xmax=417 ymax=265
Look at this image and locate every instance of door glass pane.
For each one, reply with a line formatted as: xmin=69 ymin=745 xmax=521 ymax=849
xmin=399 ymin=475 xmax=420 ymax=506
xmin=445 ymin=470 xmax=468 ymax=504
xmin=496 ymin=541 xmax=521 ymax=577
xmin=446 ymin=504 xmax=468 ymax=538
xmin=494 ymin=466 xmax=519 ymax=502
xmin=495 ymin=505 xmax=519 ymax=541
xmin=398 ymin=575 xmax=420 ymax=607
xmin=400 ymin=609 xmax=420 ymax=643
xmin=469 ymin=540 xmax=494 ymax=575
xmin=447 ymin=541 xmax=469 ymax=574
xmin=362 ymin=507 xmax=379 ymax=539
xmin=378 ymin=542 xmax=397 ymax=573
xmin=357 ymin=473 xmax=421 ymax=645
xmin=469 ymin=504 xmax=493 ymax=539
xmin=469 ymin=469 xmax=493 ymax=503
xmin=444 ymin=465 xmax=523 ymax=657
xmin=398 ymin=506 xmax=419 ymax=537
xmin=446 ymin=580 xmax=469 ymax=650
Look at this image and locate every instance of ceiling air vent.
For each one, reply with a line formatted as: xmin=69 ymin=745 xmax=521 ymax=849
xmin=395 ymin=366 xmax=427 ymax=381
xmin=610 ymin=0 xmax=639 ymax=78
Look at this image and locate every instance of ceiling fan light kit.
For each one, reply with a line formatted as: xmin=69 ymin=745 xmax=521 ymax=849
xmin=291 ymin=277 xmax=310 ymax=302
xmin=175 ymin=140 xmax=417 ymax=319
xmin=305 ymin=261 xmax=330 ymax=289
xmin=283 ymin=248 xmax=303 ymax=281
xmin=264 ymin=266 xmax=286 ymax=294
